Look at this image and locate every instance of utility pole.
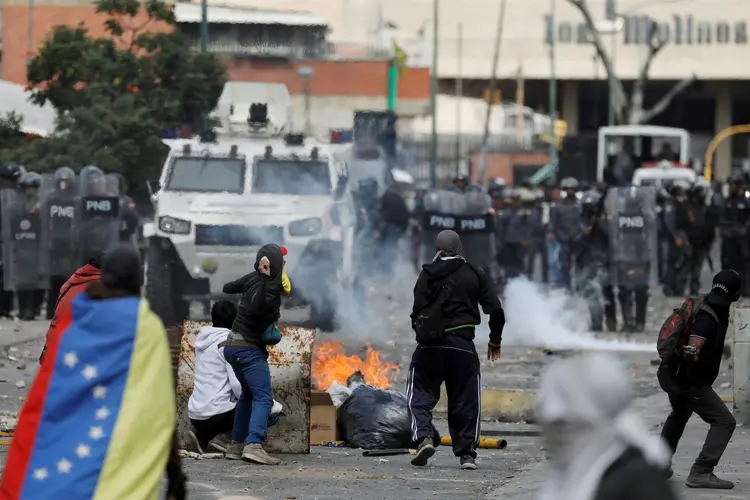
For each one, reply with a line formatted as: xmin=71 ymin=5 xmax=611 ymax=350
xmin=27 ymin=0 xmax=35 ymax=60
xmin=455 ymin=23 xmax=463 ymax=173
xmin=429 ymin=0 xmax=439 ymax=188
xmin=477 ymin=0 xmax=507 ymax=185
xmin=608 ymin=0 xmax=617 ymax=125
xmin=201 ymin=0 xmax=209 ymax=52
xmin=548 ymin=0 xmax=558 ymax=174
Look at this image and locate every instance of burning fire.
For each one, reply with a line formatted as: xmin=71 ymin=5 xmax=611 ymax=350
xmin=312 ymin=341 xmax=400 ymax=391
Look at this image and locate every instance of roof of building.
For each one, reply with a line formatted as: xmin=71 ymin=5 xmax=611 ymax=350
xmin=173 ymin=2 xmax=328 ymax=26
xmin=0 ymin=80 xmax=56 ymax=137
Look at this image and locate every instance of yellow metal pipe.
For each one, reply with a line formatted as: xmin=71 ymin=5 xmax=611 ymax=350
xmin=440 ymin=436 xmax=508 ymax=449
xmin=704 ymin=124 xmax=750 ymax=181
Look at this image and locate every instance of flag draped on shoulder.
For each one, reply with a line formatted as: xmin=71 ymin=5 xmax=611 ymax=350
xmin=0 ymin=292 xmax=175 ymax=500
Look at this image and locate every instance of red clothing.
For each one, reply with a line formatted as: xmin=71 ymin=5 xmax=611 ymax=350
xmin=40 ymin=265 xmax=101 ymax=362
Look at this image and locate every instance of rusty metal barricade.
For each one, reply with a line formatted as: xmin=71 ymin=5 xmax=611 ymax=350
xmin=177 ymin=321 xmax=316 ymax=454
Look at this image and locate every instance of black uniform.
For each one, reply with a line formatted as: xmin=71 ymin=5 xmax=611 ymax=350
xmin=663 ymin=186 xmax=692 ymax=297
xmin=576 ymin=193 xmax=615 ymax=331
xmin=684 ymin=188 xmax=715 ymax=295
xmin=0 ymin=164 xmax=24 ymax=317
xmin=408 ymin=252 xmax=504 ymax=460
xmin=718 ymin=179 xmax=750 ymax=296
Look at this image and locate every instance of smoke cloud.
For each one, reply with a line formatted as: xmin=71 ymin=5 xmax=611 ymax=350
xmin=498 ymin=277 xmax=655 ymax=353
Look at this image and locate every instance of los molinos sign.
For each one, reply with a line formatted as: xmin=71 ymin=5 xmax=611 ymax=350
xmin=544 ymin=0 xmax=747 ymax=45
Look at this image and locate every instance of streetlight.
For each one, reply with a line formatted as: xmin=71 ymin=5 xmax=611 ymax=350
xmin=201 ymin=0 xmax=208 ymax=52
xmin=298 ymin=66 xmax=315 ymax=135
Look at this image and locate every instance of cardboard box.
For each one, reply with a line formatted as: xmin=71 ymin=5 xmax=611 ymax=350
xmin=310 ymin=390 xmax=337 ymax=445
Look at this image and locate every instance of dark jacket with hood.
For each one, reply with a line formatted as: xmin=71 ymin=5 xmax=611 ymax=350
xmin=40 ymin=262 xmax=102 ymax=363
xmin=594 ymin=447 xmax=679 ymax=500
xmin=222 ymin=244 xmax=284 ymax=345
xmin=411 ymin=256 xmax=505 ymax=344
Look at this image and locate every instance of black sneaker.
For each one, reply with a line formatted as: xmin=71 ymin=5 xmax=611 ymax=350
xmin=460 ymin=456 xmax=477 ymax=470
xmin=686 ymin=472 xmax=734 ymax=489
xmin=410 ymin=438 xmax=436 ymax=467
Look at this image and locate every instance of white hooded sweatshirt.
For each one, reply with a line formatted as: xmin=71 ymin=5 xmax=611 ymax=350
xmin=188 ymin=326 xmax=242 ymax=420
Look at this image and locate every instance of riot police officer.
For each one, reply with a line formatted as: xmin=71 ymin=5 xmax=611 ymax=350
xmin=718 ymin=174 xmax=750 ymax=296
xmin=14 ymin=172 xmax=45 ymax=320
xmin=550 ymin=177 xmax=582 ymax=291
xmin=0 ymin=163 xmax=25 ymax=317
xmin=684 ymin=178 xmax=715 ymax=295
xmin=607 ymin=186 xmax=657 ymax=333
xmin=576 ymin=190 xmax=615 ymax=332
xmin=663 ymin=180 xmax=692 ymax=296
xmin=77 ymin=165 xmax=120 ymax=266
xmin=452 ymin=174 xmax=469 ymax=194
xmin=107 ymin=173 xmax=139 ymax=243
xmin=488 ymin=180 xmax=507 ymax=290
xmin=45 ymin=167 xmax=78 ymax=319
xmin=655 ymin=187 xmax=671 ymax=285
xmin=525 ymin=189 xmax=548 ymax=282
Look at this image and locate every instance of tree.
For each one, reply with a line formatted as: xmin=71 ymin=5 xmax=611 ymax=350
xmin=18 ymin=0 xmax=227 ymax=186
xmin=567 ymin=0 xmax=696 ymax=125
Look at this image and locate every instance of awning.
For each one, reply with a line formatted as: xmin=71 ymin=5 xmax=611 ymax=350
xmin=0 ymin=80 xmax=56 ymax=138
xmin=173 ymin=3 xmax=328 ymax=26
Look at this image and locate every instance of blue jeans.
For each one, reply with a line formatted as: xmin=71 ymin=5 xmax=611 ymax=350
xmin=224 ymin=345 xmax=273 ymax=444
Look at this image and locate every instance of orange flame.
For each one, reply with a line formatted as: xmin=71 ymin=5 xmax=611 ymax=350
xmin=312 ymin=341 xmax=400 ymax=391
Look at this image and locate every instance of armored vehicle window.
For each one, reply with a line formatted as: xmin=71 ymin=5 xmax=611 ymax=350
xmin=166 ymin=157 xmax=246 ymax=194
xmin=253 ymin=159 xmax=331 ymax=196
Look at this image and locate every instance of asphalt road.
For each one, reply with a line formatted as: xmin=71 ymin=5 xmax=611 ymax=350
xmin=0 ymin=259 xmax=732 ymax=499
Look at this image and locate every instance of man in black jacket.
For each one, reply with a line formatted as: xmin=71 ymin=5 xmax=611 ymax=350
xmin=407 ymin=230 xmax=505 ymax=470
xmin=220 ymin=243 xmax=284 ymax=466
xmin=658 ymin=270 xmax=740 ymax=489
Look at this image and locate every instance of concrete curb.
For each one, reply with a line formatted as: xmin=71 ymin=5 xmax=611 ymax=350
xmin=434 ymin=389 xmax=535 ymax=422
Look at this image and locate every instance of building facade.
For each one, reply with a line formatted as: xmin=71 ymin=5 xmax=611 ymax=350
xmin=254 ymin=0 xmax=750 ymax=179
xmin=0 ymin=0 xmax=431 ymax=135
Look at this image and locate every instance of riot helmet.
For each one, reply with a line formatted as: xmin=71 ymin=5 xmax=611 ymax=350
xmin=80 ymin=165 xmax=107 ymax=196
xmin=690 ymin=177 xmax=710 ymax=200
xmin=18 ymin=171 xmax=42 ymax=196
xmin=581 ymin=190 xmax=601 ymax=213
xmin=560 ymin=177 xmax=579 ymax=190
xmin=452 ymin=174 xmax=470 ymax=193
xmin=54 ymin=166 xmax=76 ymax=193
xmin=0 ymin=163 xmax=25 ymax=185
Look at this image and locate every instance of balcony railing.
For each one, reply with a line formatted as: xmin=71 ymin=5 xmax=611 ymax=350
xmin=185 ymin=39 xmax=408 ymax=62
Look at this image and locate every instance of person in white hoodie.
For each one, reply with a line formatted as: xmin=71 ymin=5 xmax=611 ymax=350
xmin=187 ymin=301 xmax=282 ymax=454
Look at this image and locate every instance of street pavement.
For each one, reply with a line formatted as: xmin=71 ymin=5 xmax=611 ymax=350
xmin=0 ymin=265 xmax=747 ymax=499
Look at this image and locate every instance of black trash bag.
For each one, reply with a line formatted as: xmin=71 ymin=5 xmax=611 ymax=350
xmin=337 ymin=384 xmax=415 ymax=450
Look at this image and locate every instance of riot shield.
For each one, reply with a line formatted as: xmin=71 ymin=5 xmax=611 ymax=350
xmin=1 ymin=189 xmax=50 ymax=291
xmin=41 ymin=173 xmax=79 ymax=278
xmin=606 ymin=186 xmax=659 ymax=288
xmin=419 ymin=189 xmax=496 ymax=274
xmin=77 ymin=168 xmax=120 ymax=264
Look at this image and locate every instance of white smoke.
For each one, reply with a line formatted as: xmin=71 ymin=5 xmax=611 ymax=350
xmin=500 ymin=277 xmax=655 ymax=353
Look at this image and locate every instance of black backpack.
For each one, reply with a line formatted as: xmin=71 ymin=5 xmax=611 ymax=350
xmin=414 ymin=276 xmax=455 ymax=346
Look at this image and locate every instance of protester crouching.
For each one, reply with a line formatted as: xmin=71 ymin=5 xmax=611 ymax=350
xmin=536 ymin=353 xmax=677 ymax=500
xmin=1 ymin=243 xmax=186 ymax=500
xmin=221 ymin=243 xmax=284 ymax=465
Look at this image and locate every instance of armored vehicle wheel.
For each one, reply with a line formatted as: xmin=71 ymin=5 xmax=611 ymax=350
xmin=145 ymin=240 xmax=189 ymax=327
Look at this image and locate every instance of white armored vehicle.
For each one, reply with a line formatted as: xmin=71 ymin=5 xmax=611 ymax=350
xmin=144 ymin=83 xmax=356 ymax=330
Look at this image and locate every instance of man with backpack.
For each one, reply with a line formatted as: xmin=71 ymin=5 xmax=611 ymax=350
xmin=657 ymin=270 xmax=741 ymax=489
xmin=407 ymin=230 xmax=505 ymax=471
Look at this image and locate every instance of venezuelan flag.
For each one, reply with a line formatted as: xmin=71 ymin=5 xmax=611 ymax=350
xmin=0 ymin=292 xmax=176 ymax=500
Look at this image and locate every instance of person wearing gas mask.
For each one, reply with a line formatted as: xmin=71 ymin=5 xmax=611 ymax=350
xmin=0 ymin=163 xmax=24 ymax=318
xmin=576 ymin=190 xmax=615 ymax=332
xmin=550 ymin=177 xmax=582 ymax=291
xmin=15 ymin=172 xmax=44 ymax=320
xmin=718 ymin=174 xmax=750 ymax=296
xmin=683 ymin=179 xmax=716 ymax=295
xmin=663 ymin=180 xmax=692 ymax=297
xmin=45 ymin=167 xmax=78 ymax=320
